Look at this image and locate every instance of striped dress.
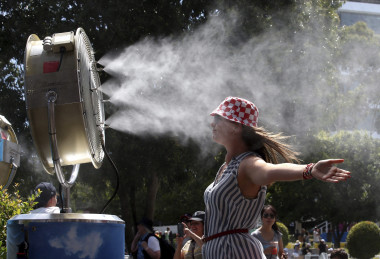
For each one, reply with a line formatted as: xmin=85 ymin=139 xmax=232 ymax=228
xmin=203 ymin=152 xmax=267 ymax=259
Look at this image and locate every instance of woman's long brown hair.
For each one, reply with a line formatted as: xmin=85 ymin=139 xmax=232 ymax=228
xmin=241 ymin=125 xmax=300 ymax=164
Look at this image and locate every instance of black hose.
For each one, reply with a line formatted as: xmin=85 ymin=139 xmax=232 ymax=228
xmin=99 ymin=141 xmax=120 ymax=214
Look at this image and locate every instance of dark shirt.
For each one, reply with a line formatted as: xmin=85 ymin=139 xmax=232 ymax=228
xmin=318 ymin=243 xmax=327 ymax=254
xmin=302 ymin=247 xmax=312 ymax=255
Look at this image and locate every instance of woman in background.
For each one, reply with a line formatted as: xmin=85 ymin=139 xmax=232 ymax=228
xmin=252 ymin=205 xmax=284 ymax=259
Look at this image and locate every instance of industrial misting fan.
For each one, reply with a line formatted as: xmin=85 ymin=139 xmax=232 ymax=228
xmin=7 ymin=28 xmax=125 ymax=259
xmin=24 ymin=28 xmax=105 ymax=212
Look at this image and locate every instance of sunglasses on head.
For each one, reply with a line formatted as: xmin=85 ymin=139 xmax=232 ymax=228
xmin=263 ymin=213 xmax=275 ymax=219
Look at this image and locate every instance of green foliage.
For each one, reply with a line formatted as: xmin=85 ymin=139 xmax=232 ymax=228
xmin=277 ymin=221 xmax=289 ymax=247
xmin=335 ymin=21 xmax=380 ymax=133
xmin=346 ymin=221 xmax=380 ymax=259
xmin=0 ymin=183 xmax=36 ymax=257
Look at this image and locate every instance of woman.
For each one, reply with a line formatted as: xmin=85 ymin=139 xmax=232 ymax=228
xmin=252 ymin=205 xmax=284 ymax=259
xmin=131 ymin=218 xmax=161 ymax=259
xmin=203 ymin=97 xmax=351 ymax=258
xmin=174 ymin=211 xmax=205 ymax=259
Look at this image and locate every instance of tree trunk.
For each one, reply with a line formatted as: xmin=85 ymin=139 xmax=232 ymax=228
xmin=118 ymin=170 xmax=160 ymax=252
xmin=332 ymin=223 xmax=348 ymax=248
xmin=119 ymin=178 xmax=135 ymax=253
xmin=145 ymin=171 xmax=160 ymax=220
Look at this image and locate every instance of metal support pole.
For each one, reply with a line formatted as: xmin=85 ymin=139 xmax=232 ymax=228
xmin=46 ymin=90 xmax=80 ymax=213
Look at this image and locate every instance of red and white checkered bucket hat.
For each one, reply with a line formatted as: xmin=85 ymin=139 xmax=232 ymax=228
xmin=210 ymin=97 xmax=259 ymax=127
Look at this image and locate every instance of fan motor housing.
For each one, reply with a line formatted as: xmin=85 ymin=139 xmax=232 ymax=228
xmin=24 ymin=28 xmax=104 ymax=174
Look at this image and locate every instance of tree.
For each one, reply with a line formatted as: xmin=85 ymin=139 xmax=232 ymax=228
xmin=0 ymin=184 xmax=36 ymax=257
xmin=346 ymin=221 xmax=380 ymax=259
xmin=277 ymin=222 xmax=289 ymax=247
xmin=335 ymin=21 xmax=380 ymax=133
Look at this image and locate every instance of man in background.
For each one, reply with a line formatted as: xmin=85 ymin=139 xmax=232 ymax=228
xmin=30 ymin=182 xmax=60 ymax=214
xmin=7 ymin=182 xmax=60 ymax=259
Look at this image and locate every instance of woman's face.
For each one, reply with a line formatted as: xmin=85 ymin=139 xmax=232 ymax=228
xmin=261 ymin=208 xmax=276 ymax=226
xmin=137 ymin=224 xmax=146 ymax=234
xmin=210 ymin=116 xmax=239 ymax=145
xmin=189 ymin=220 xmax=204 ymax=237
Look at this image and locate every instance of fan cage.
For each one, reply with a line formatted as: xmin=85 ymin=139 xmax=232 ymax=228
xmin=76 ymin=28 xmax=105 ymax=167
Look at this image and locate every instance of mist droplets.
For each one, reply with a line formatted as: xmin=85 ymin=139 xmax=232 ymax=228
xmin=98 ymin=11 xmax=378 ymax=149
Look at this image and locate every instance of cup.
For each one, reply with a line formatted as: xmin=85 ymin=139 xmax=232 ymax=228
xmin=270 ymin=241 xmax=278 ymax=255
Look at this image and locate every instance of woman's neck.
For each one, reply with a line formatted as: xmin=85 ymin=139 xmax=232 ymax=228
xmin=225 ymin=145 xmax=249 ymax=164
xmin=260 ymin=224 xmax=273 ymax=233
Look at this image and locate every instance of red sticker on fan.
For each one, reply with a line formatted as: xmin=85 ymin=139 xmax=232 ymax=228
xmin=43 ymin=61 xmax=60 ymax=73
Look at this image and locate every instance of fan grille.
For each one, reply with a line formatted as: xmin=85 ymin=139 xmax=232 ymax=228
xmin=76 ymin=28 xmax=104 ymax=167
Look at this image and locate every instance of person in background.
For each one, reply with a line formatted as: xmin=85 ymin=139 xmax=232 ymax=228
xmin=7 ymin=182 xmax=59 ymax=258
xmin=313 ymin=227 xmax=320 ymax=245
xmin=203 ymin=97 xmax=351 ymax=258
xmin=302 ymin=243 xmax=312 ymax=255
xmin=300 ymin=228 xmax=310 ymax=248
xmin=293 ymin=240 xmax=301 ymax=258
xmin=330 ymin=249 xmax=348 ymax=259
xmin=318 ymin=238 xmax=328 ymax=256
xmin=131 ymin=217 xmax=161 ymax=259
xmin=165 ymin=227 xmax=172 ymax=244
xmin=294 ymin=229 xmax=300 ymax=242
xmin=174 ymin=211 xmax=204 ymax=259
xmin=252 ymin=205 xmax=284 ymax=259
xmin=30 ymin=182 xmax=60 ymax=214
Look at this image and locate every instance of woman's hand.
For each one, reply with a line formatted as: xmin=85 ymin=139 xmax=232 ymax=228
xmin=183 ymin=224 xmax=191 ymax=238
xmin=141 ymin=241 xmax=148 ymax=250
xmin=133 ymin=231 xmax=142 ymax=241
xmin=312 ymin=159 xmax=351 ymax=182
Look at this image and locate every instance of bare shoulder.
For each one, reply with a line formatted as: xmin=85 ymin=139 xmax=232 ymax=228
xmin=237 ymin=155 xmax=265 ymax=198
xmin=239 ymin=155 xmax=265 ymax=174
xmin=238 ymin=155 xmax=268 ymax=181
xmin=238 ymin=154 xmax=273 ymax=186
